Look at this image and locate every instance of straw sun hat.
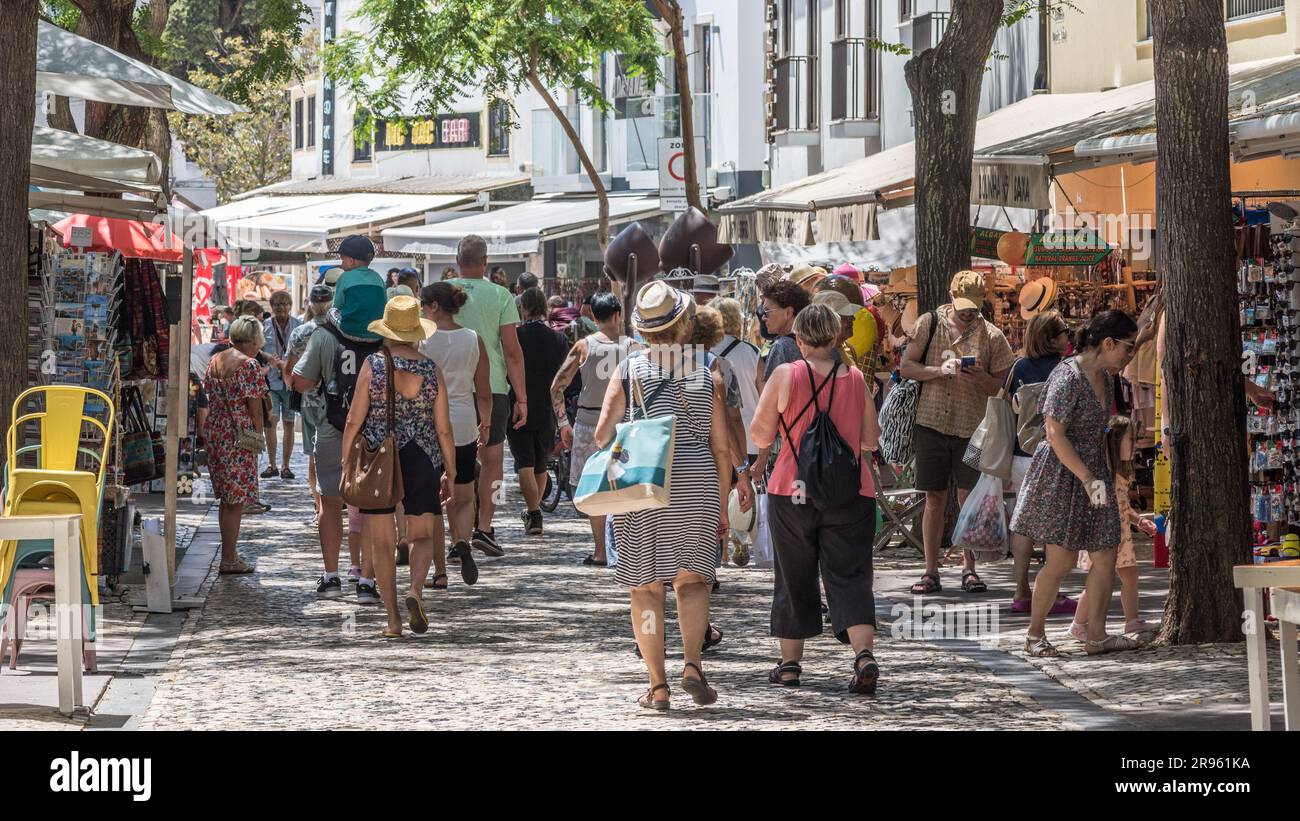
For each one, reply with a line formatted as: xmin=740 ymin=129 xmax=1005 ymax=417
xmin=368 ymin=295 xmax=437 ymax=342
xmin=633 ymin=280 xmax=692 ymax=334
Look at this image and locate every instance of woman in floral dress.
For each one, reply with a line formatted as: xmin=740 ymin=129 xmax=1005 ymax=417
xmin=1010 ymin=310 xmax=1139 ymax=657
xmin=204 ymin=315 xmax=267 ymax=575
xmin=343 ymin=296 xmax=459 ymax=638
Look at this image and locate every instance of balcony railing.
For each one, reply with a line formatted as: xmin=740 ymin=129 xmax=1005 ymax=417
xmin=623 ymin=93 xmax=713 ymax=174
xmin=830 ymin=38 xmax=879 ymax=122
xmin=911 ymin=11 xmax=949 ymax=52
xmin=1227 ymin=0 xmax=1285 ymax=21
xmin=774 ymin=55 xmax=818 ymax=133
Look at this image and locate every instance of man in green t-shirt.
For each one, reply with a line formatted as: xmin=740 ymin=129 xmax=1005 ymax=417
xmin=447 ymin=234 xmax=526 ymax=557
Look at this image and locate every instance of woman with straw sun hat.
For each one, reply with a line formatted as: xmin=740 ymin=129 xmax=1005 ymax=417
xmin=594 ymin=280 xmax=734 ymax=710
xmin=342 ymin=295 xmax=461 ymax=639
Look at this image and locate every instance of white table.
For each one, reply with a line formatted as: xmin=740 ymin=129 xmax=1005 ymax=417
xmin=0 ymin=514 xmax=84 ymax=715
xmin=1233 ymin=560 xmax=1300 ymax=731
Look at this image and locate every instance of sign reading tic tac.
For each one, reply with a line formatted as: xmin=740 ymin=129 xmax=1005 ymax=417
xmin=378 ymin=113 xmax=483 ymax=152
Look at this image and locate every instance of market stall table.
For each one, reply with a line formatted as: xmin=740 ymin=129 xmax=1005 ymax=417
xmin=1233 ymin=558 xmax=1300 ymax=731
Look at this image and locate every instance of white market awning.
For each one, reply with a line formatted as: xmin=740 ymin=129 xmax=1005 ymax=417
xmin=36 ymin=20 xmax=243 ymax=115
xmin=31 ymin=125 xmax=162 ymax=186
xmin=756 ymin=204 xmax=1036 ymax=272
xmin=383 ymin=197 xmax=663 ymax=257
xmin=207 ymin=193 xmax=474 ymax=252
xmin=28 ymin=191 xmax=162 ymax=221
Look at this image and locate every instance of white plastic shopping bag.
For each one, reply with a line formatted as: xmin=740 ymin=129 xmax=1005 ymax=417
xmin=750 ymin=494 xmax=774 ymax=568
xmin=952 ymin=473 xmax=1009 ymax=563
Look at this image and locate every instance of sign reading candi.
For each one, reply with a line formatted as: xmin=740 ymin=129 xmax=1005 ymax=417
xmin=972 ymin=159 xmax=1050 ymax=210
xmin=378 ymin=113 xmax=482 ymax=152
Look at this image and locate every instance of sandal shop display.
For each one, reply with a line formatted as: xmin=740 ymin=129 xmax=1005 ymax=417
xmin=20 ymin=224 xmax=187 ymax=590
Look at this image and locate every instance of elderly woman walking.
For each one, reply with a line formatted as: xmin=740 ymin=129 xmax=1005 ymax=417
xmin=749 ymin=303 xmax=882 ymax=693
xmin=342 ymin=296 xmax=459 ymax=638
xmin=594 ymin=281 xmax=732 ymax=710
xmin=204 ymin=315 xmax=268 ymax=575
xmin=1011 ymin=310 xmax=1139 ymax=657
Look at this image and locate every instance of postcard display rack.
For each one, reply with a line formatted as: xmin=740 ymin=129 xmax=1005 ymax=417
xmin=33 ymin=235 xmax=141 ymax=583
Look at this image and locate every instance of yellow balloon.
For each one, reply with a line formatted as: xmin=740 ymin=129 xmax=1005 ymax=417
xmin=849 ymin=308 xmax=878 ymax=361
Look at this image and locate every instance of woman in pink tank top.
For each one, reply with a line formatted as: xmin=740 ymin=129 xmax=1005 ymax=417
xmin=749 ymin=303 xmax=882 ymax=694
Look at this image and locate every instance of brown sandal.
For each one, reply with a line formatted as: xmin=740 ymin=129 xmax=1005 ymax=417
xmin=910 ymin=572 xmax=941 ymax=595
xmin=638 ymin=682 xmax=670 ymax=711
xmin=1024 ymin=635 xmax=1059 ymax=657
xmin=219 ymin=558 xmax=254 ymax=575
xmin=681 ymin=662 xmax=718 ymax=706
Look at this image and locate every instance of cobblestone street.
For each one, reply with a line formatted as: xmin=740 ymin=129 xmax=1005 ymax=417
xmin=113 ymin=453 xmax=1280 ymax=730
xmin=0 ymin=455 xmax=1286 ymax=731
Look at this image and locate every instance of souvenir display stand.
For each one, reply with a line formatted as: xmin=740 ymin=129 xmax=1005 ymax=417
xmin=1236 ymin=194 xmax=1300 ymax=564
xmin=30 ymin=219 xmax=197 ymax=594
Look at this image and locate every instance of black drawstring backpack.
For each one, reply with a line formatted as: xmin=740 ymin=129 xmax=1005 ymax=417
xmin=779 ymin=361 xmax=861 ymax=511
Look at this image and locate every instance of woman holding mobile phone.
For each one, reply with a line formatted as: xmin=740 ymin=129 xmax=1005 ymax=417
xmin=1010 ymin=310 xmax=1139 ymax=658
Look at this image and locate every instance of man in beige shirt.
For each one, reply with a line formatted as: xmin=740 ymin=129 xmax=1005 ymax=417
xmin=900 ymin=270 xmax=1015 ymax=596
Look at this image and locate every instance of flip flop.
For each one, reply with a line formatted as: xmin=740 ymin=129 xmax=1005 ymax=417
xmin=405 ymin=594 xmax=428 ymax=634
xmin=381 ymin=628 xmax=402 ymax=639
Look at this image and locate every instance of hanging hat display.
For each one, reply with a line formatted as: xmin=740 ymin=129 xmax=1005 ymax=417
xmin=659 ymin=206 xmax=734 ymax=275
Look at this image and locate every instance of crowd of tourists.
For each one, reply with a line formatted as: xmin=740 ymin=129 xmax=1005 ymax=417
xmin=195 ymin=234 xmax=1157 ymax=708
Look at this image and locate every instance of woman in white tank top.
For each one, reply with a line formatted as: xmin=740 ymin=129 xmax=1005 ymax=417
xmin=419 ymin=283 xmax=491 ymax=590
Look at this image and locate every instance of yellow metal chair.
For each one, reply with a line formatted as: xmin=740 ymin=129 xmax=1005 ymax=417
xmin=0 ymin=386 xmax=114 ymax=609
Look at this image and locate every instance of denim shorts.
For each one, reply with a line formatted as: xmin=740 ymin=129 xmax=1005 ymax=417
xmin=268 ymin=388 xmax=297 ymax=422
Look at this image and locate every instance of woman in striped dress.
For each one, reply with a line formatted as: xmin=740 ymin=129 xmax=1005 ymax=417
xmin=594 ymin=281 xmax=733 ymax=711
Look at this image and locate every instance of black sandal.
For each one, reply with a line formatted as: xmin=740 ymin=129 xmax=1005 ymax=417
xmin=450 ymin=541 xmax=478 ymax=586
xmin=396 ymin=540 xmax=411 ymax=566
xmin=681 ymin=662 xmax=718 ymax=706
xmin=768 ymin=660 xmax=802 ymax=687
xmin=581 ymin=554 xmax=608 ymax=566
xmin=961 ymin=570 xmax=988 ymax=593
xmin=849 ymin=649 xmax=879 ymax=695
xmin=910 ymin=572 xmax=941 ymax=595
xmin=702 ymin=624 xmax=723 ymax=653
xmin=638 ymin=682 xmax=670 ymax=711
xmin=424 ymin=573 xmax=448 ymax=590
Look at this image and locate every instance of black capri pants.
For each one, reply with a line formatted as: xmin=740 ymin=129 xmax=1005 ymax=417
xmin=768 ymin=493 xmax=877 ymax=642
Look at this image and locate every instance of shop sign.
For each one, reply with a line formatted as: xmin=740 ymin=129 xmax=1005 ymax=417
xmin=970 ymin=226 xmax=1007 ymax=259
xmin=378 ymin=113 xmax=482 ymax=152
xmin=613 ymin=54 xmax=653 ymax=119
xmin=817 ymin=203 xmax=878 ymax=243
xmin=972 ymin=159 xmax=1050 ymax=210
xmin=1025 ymin=230 xmax=1112 ymax=265
xmin=70 ymin=226 xmax=94 ymax=248
xmin=718 ymin=212 xmax=756 ymax=244
xmin=321 ymin=1 xmax=337 ymax=175
xmin=756 ymin=209 xmax=814 ymax=244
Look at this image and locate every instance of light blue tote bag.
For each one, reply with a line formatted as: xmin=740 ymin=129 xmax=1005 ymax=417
xmin=573 ymin=368 xmax=677 ymax=516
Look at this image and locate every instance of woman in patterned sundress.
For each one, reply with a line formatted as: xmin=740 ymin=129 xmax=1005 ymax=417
xmin=343 ymin=296 xmax=459 ymax=639
xmin=594 ymin=281 xmax=734 ymax=711
xmin=1010 ymin=310 xmax=1139 ymax=658
xmin=204 ymin=315 xmax=267 ymax=575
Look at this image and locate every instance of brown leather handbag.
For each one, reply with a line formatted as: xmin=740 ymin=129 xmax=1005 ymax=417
xmin=341 ymin=349 xmax=404 ymax=509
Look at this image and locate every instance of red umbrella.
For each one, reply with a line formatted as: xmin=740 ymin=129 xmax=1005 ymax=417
xmin=52 ymin=213 xmax=184 ymax=262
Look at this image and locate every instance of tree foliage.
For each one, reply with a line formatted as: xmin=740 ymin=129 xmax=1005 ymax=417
xmin=325 ymin=0 xmax=661 ymax=146
xmin=169 ymin=31 xmax=311 ymax=203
